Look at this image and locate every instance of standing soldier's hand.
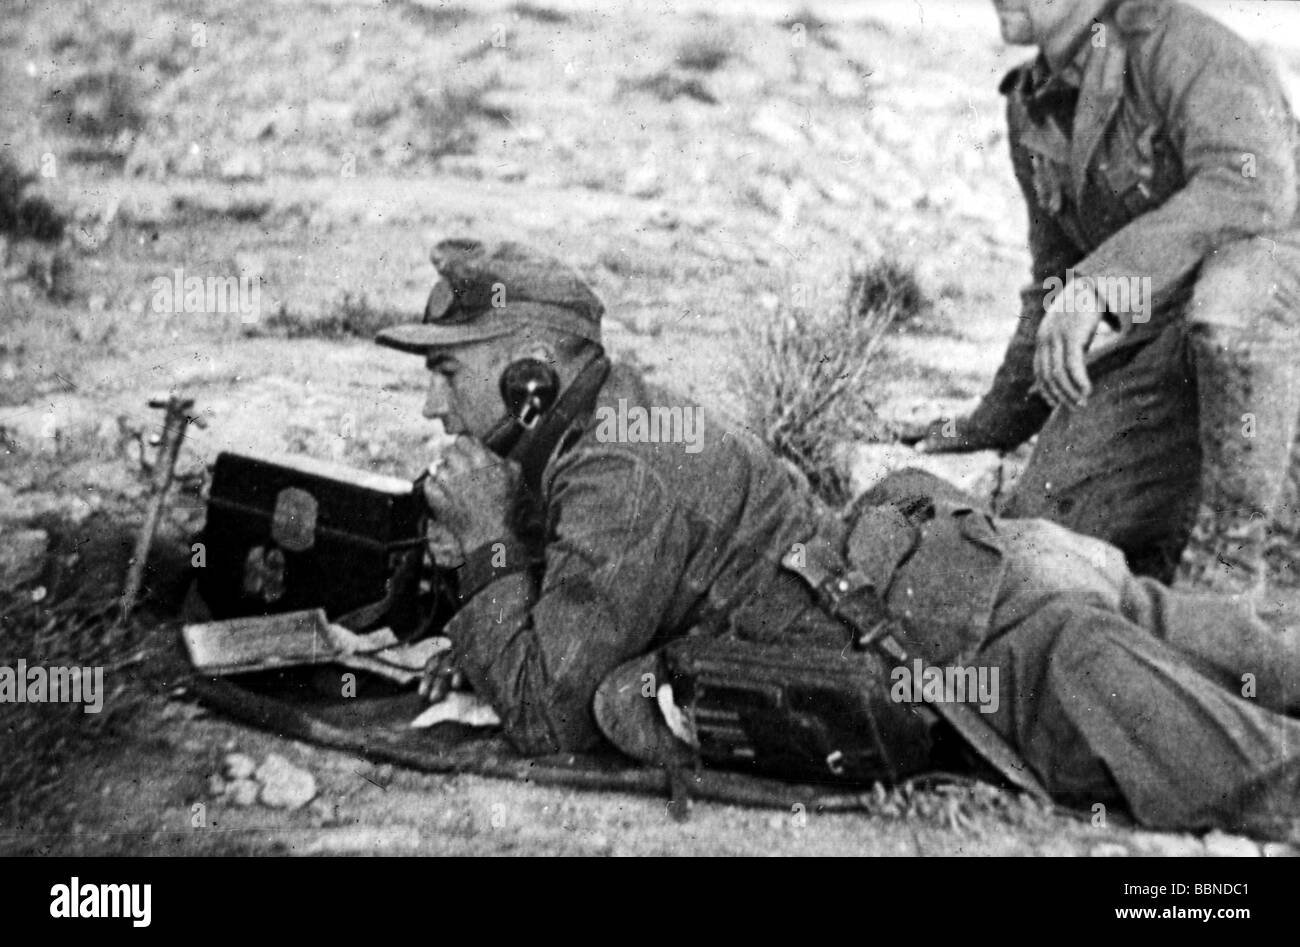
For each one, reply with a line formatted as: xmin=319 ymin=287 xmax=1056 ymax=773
xmin=1034 ymin=282 xmax=1103 ymax=409
xmin=422 ymin=436 xmax=521 ymax=553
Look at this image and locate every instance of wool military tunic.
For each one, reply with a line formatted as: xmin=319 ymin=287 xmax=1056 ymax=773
xmin=441 ymin=360 xmax=1300 ymax=841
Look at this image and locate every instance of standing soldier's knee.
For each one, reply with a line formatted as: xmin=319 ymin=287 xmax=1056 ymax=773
xmin=1189 ymin=236 xmax=1300 ymax=339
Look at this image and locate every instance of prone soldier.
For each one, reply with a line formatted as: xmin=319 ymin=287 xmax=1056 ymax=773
xmin=380 ymin=237 xmax=1300 ymax=842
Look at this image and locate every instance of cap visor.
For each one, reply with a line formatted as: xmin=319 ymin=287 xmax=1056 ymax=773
xmin=374 ymin=321 xmax=516 ymax=354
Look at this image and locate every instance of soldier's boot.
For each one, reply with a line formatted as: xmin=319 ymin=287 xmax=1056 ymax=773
xmin=1174 ymin=321 xmax=1300 ymax=602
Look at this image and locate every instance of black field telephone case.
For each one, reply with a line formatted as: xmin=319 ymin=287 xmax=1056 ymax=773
xmin=196 ymin=452 xmax=431 ymax=638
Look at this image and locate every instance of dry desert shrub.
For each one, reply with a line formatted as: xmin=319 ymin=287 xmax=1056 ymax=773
xmin=412 ymin=76 xmax=514 ymax=158
xmin=0 ymin=154 xmax=65 ymax=242
xmin=618 ymin=71 xmax=718 ymax=105
xmin=510 ymin=2 xmax=570 ymax=24
xmin=740 ymin=259 xmax=927 ymax=506
xmin=393 ymin=0 xmax=475 ymax=32
xmin=675 ymin=34 xmax=734 ymax=73
xmin=0 ymin=495 xmax=192 ymax=841
xmin=0 ymin=595 xmax=147 ymax=834
xmin=43 ymin=15 xmax=188 ymax=161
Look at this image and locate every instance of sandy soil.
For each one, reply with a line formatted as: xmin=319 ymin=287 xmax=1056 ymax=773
xmin=3 ymin=0 xmax=1299 ymax=856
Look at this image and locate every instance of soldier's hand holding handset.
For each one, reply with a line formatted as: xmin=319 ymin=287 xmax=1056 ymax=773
xmin=419 ymin=434 xmax=521 ymax=704
xmin=421 ymin=435 xmax=521 ymax=554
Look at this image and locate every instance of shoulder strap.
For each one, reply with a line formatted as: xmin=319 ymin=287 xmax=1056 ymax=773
xmin=780 ymin=543 xmax=1050 ymax=802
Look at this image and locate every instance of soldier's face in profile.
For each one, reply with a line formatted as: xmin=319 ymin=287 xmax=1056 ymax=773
xmin=423 ymin=340 xmax=508 ymax=439
xmin=990 ymin=0 xmax=1077 ymax=47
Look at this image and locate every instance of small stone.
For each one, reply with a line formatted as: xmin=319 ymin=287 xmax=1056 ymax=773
xmin=256 ymin=753 xmax=317 ymax=811
xmin=623 ymin=164 xmax=662 ymax=199
xmin=223 ymin=752 xmax=257 ymax=781
xmin=207 ymin=774 xmax=227 ymax=797
xmin=308 ymin=797 xmax=339 ymax=827
xmin=227 ymin=778 xmax=260 ymax=807
xmin=219 ymin=150 xmax=265 ymax=182
xmin=1202 ymin=830 xmax=1261 ymax=857
xmin=1089 ymin=843 xmax=1130 ymax=857
xmin=1129 ymin=832 xmax=1204 ymax=858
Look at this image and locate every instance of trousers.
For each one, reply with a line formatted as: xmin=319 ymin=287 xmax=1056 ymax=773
xmin=981 ymin=517 xmax=1300 ymax=839
xmin=999 ymin=234 xmax=1300 ymax=580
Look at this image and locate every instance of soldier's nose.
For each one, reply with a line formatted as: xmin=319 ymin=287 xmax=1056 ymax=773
xmin=423 ymin=375 xmax=452 ymax=420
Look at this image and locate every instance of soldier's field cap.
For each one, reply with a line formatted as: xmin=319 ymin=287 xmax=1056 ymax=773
xmin=376 ymin=238 xmax=603 ymax=354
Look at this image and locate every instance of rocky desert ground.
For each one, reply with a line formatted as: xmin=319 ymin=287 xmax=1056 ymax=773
xmin=2 ymin=0 xmax=1300 ymax=856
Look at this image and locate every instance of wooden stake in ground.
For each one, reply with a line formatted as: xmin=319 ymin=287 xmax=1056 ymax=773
xmin=119 ymin=395 xmax=202 ymax=621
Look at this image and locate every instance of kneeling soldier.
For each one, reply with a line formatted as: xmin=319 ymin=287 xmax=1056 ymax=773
xmin=906 ymin=0 xmax=1300 ymax=603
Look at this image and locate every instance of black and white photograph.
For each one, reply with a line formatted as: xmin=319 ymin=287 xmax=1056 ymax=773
xmin=2 ymin=0 xmax=1299 ymax=885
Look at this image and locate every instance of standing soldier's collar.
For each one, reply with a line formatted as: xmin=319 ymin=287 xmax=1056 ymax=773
xmin=1001 ymin=51 xmax=1087 ymax=127
xmin=999 ymin=17 xmax=1097 ymax=102
xmin=999 ymin=0 xmax=1165 ymax=101
xmin=1044 ymin=16 xmax=1102 ymax=81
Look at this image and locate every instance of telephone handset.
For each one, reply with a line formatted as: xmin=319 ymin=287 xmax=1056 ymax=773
xmin=482 ymin=358 xmax=561 ymax=458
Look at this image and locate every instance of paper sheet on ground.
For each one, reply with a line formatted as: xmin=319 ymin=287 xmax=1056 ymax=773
xmin=409 ymin=692 xmax=502 ymax=729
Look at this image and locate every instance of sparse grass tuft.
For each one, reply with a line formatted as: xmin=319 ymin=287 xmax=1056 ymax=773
xmin=739 ymin=259 xmax=929 ymax=506
xmin=511 ymin=2 xmax=569 ymax=23
xmin=778 ymin=7 xmax=833 ymax=33
xmin=42 ymin=16 xmax=187 ymax=163
xmin=0 ymin=595 xmax=148 ymax=832
xmin=59 ymin=68 xmax=147 ymax=140
xmin=0 ymin=501 xmax=188 ymax=840
xmin=248 ymin=292 xmax=407 ymax=340
xmin=394 ymin=1 xmax=474 ymax=32
xmin=619 ymin=71 xmax=718 ymax=105
xmin=675 ymin=35 xmax=733 ymax=73
xmin=0 ymin=154 xmax=65 ymax=241
xmin=777 ymin=6 xmax=842 ymax=50
xmin=413 ymin=77 xmax=513 ymax=158
xmin=850 ymin=258 xmax=928 ymax=330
